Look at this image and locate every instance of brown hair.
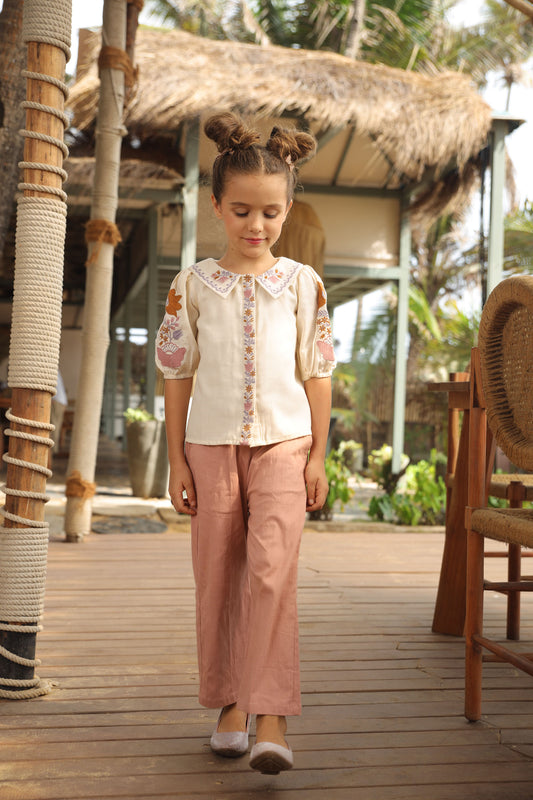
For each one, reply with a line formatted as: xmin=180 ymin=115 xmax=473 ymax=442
xmin=204 ymin=112 xmax=316 ymax=204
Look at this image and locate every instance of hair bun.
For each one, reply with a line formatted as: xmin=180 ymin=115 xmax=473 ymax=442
xmin=204 ymin=112 xmax=260 ymax=153
xmin=266 ymin=126 xmax=316 ymax=166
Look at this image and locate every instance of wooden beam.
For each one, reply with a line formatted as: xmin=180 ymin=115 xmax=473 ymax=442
xmin=324 ymin=264 xmax=401 ymax=280
xmin=315 ymin=126 xmax=345 ymax=152
xmin=331 ymin=125 xmax=356 ymax=186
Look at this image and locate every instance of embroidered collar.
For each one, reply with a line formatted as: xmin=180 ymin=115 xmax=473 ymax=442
xmin=192 ymin=258 xmax=302 ymax=298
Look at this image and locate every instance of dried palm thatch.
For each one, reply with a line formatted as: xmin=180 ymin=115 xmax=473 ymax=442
xmin=69 ymin=27 xmax=493 ymax=189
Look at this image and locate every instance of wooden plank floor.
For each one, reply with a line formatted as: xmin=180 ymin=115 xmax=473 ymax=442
xmin=1 ymin=524 xmax=533 ymax=799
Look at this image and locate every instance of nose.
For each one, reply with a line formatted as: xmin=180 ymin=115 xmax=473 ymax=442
xmin=248 ymin=214 xmax=262 ymax=233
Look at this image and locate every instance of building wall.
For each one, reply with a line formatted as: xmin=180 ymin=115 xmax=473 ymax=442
xmin=161 ymin=186 xmax=400 ymax=270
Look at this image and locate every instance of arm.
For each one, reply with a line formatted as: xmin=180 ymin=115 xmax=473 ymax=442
xmin=164 ymin=377 xmax=197 ymax=515
xmin=304 ymin=375 xmax=332 ymax=511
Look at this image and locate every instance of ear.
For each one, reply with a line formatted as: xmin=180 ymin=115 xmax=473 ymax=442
xmin=211 ymin=194 xmax=223 ymax=219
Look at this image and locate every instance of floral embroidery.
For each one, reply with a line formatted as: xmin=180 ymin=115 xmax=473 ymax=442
xmin=157 ymin=344 xmax=186 ymax=370
xmin=165 ymin=288 xmax=182 ymax=316
xmin=317 ymin=280 xmax=327 ymax=309
xmin=316 ymin=280 xmax=336 ymax=363
xmin=192 ymin=262 xmax=240 ymax=296
xmin=241 ymin=275 xmax=256 ymax=443
xmin=256 ymin=260 xmax=301 ymax=297
xmin=156 ymin=298 xmax=187 ymax=370
xmin=212 ymin=269 xmax=232 ymax=284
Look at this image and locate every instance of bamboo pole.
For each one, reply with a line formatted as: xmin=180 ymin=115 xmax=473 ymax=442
xmin=63 ymin=0 xmax=142 ymax=542
xmin=0 ymin=1 xmax=71 ymax=698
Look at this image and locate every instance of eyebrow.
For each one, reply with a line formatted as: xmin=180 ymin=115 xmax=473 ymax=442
xmin=229 ymin=201 xmax=284 ymax=209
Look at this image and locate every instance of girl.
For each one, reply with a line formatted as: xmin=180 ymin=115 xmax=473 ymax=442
xmin=156 ymin=112 xmax=336 ymax=775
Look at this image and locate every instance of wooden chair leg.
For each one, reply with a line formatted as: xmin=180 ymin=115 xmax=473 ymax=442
xmin=432 ymin=412 xmax=470 ymax=636
xmin=507 ymin=542 xmax=521 ymax=640
xmin=465 ymin=527 xmax=484 ymax=721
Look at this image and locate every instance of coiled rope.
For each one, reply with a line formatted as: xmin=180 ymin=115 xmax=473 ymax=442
xmin=0 ymin=0 xmax=71 ymax=700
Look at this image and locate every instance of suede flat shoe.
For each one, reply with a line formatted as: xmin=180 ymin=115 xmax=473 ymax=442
xmin=210 ymin=710 xmax=250 ymax=758
xmin=249 ymin=741 xmax=294 ymax=774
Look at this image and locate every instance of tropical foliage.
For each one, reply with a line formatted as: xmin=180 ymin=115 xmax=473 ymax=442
xmin=503 ymin=200 xmax=533 ymax=272
xmin=368 ymin=447 xmax=446 ymax=525
xmin=307 ymin=444 xmax=354 ymax=520
xmin=144 ymin=0 xmax=533 ymax=89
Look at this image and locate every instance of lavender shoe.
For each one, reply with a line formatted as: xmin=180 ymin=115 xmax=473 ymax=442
xmin=210 ymin=709 xmax=251 ymax=758
xmin=249 ymin=741 xmax=294 ymax=774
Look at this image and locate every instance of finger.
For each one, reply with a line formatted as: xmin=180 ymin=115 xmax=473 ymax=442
xmin=306 ymin=479 xmax=317 ymax=508
xmin=172 ymin=489 xmax=195 ymax=516
xmin=184 ymin=479 xmax=197 ymax=510
xmin=171 ymin=493 xmax=186 ymax=513
xmin=307 ymin=483 xmax=328 ymax=511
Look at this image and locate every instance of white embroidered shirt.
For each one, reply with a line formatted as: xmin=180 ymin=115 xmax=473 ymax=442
xmin=155 ymin=257 xmax=336 ymax=446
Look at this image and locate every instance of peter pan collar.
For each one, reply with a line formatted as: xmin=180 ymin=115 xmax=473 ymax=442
xmin=192 ymin=258 xmax=302 ymax=298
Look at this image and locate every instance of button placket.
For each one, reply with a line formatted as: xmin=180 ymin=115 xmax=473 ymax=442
xmin=241 ymin=275 xmax=256 ymax=444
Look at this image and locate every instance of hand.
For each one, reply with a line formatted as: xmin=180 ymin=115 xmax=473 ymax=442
xmin=168 ymin=460 xmax=197 ymax=516
xmin=305 ymin=456 xmax=328 ymax=512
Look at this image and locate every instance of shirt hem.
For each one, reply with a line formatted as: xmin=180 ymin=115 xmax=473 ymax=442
xmin=185 ymin=430 xmax=312 ymax=447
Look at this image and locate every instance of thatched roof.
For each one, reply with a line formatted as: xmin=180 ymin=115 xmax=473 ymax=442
xmin=69 ymin=27 xmax=493 ymax=186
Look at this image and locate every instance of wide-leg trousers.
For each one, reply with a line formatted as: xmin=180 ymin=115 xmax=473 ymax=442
xmin=185 ymin=436 xmax=311 ymax=717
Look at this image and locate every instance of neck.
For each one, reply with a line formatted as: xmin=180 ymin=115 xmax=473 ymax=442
xmin=217 ymin=251 xmax=278 ymax=275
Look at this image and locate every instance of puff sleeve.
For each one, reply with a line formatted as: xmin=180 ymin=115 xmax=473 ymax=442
xmin=296 ymin=265 xmax=336 ymax=381
xmin=155 ymin=268 xmax=199 ymax=379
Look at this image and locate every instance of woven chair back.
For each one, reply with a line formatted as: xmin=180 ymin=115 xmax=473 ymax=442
xmin=478 ymin=275 xmax=533 ymax=471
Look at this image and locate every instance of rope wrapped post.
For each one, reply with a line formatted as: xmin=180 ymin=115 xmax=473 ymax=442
xmin=0 ymin=0 xmax=71 ymax=699
xmin=64 ymin=0 xmax=141 ymax=542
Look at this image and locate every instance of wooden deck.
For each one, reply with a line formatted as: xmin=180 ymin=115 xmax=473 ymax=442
xmin=1 ymin=521 xmax=533 ymax=799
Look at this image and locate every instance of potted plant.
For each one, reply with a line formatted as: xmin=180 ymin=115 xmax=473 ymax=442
xmin=124 ymin=407 xmax=169 ymax=498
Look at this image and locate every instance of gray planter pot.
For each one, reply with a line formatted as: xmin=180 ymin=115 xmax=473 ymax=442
xmin=126 ymin=419 xmax=169 ymax=498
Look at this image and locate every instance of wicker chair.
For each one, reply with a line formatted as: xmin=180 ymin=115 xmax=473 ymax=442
xmin=465 ymin=276 xmax=533 ymax=722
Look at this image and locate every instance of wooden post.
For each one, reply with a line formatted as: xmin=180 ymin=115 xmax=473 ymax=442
xmin=464 ymin=360 xmax=488 ymax=721
xmin=507 ymin=481 xmax=524 ymax=641
xmin=145 ymin=206 xmax=158 ymax=415
xmin=180 ymin=117 xmax=200 ymax=270
xmin=487 ymin=119 xmax=506 ymax=297
xmin=391 ymin=196 xmax=410 ymax=475
xmin=0 ymin=35 xmax=68 ymax=691
xmin=122 ymin=296 xmax=132 ymax=449
xmin=431 ymin=374 xmax=470 ymax=636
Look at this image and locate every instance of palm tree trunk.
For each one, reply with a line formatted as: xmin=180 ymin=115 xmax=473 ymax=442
xmin=343 ymin=0 xmax=366 ymax=60
xmin=63 ymin=0 xmax=128 ymax=542
xmin=0 ymin=0 xmax=26 ymax=259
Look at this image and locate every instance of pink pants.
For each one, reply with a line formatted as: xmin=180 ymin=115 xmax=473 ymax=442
xmin=185 ymin=436 xmax=311 ymax=716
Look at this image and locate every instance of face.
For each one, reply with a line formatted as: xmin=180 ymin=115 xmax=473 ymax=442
xmin=211 ymin=172 xmax=292 ymax=270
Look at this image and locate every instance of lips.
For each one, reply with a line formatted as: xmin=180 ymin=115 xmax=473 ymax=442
xmin=245 ymin=238 xmax=265 ymax=245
